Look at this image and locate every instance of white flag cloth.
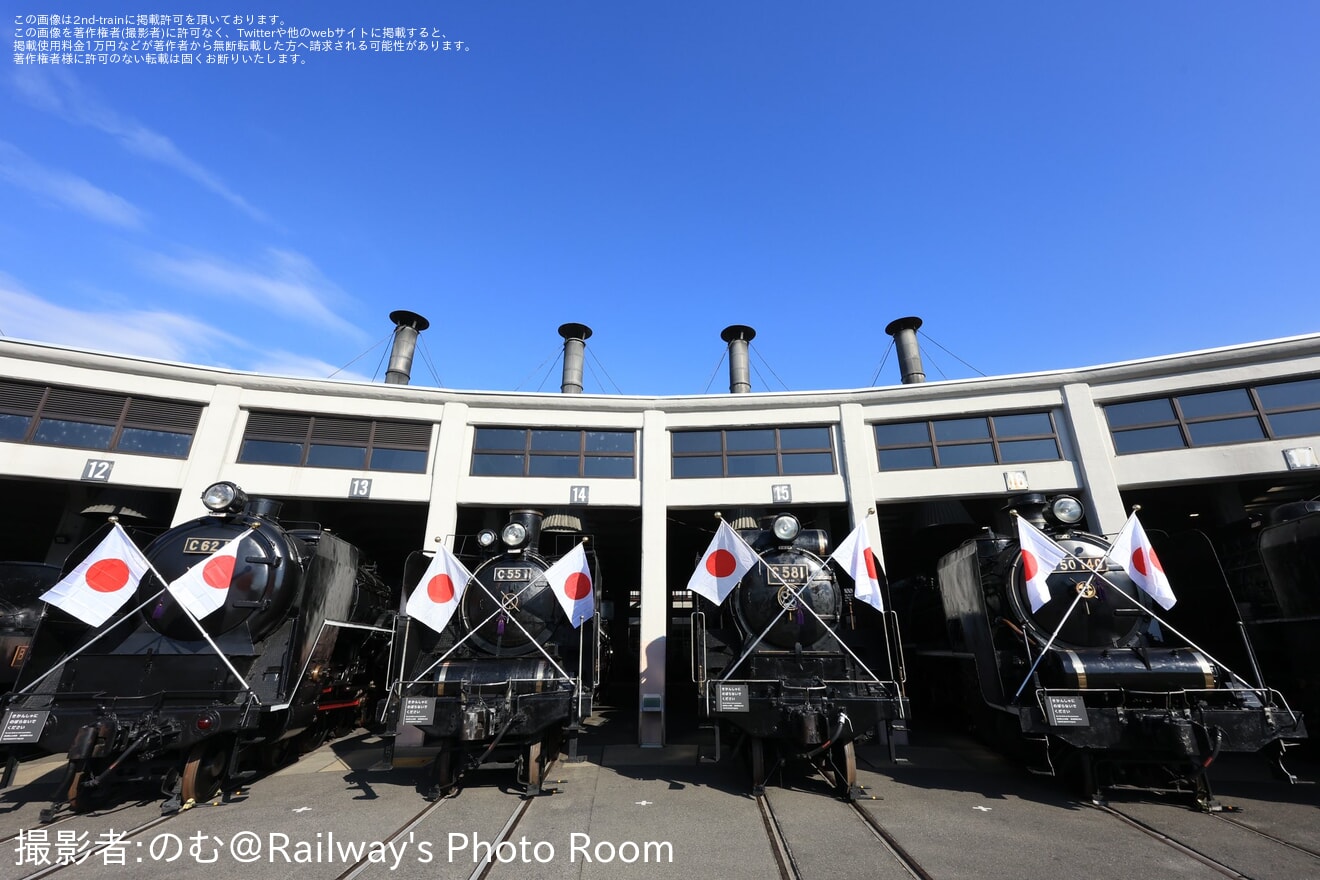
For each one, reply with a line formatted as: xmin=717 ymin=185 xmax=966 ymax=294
xmin=687 ymin=520 xmax=759 ymax=605
xmin=405 ymin=545 xmax=472 ymax=634
xmin=40 ymin=523 xmax=151 ymax=627
xmin=830 ymin=524 xmax=886 ymax=611
xmin=166 ymin=531 xmax=246 ymax=620
xmin=544 ymin=543 xmax=594 ymax=628
xmin=1107 ymin=513 xmax=1177 ymax=610
xmin=1015 ymin=516 xmax=1069 ymax=612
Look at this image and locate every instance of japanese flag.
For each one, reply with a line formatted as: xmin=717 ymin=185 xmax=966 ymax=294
xmin=405 ymin=545 xmax=472 ymax=635
xmin=544 ymin=543 xmax=594 ymax=629
xmin=1107 ymin=514 xmax=1177 ymax=610
xmin=166 ymin=531 xmax=246 ymax=620
xmin=687 ymin=520 xmax=759 ymax=605
xmin=40 ymin=523 xmax=151 ymax=627
xmin=830 ymin=524 xmax=886 ymax=612
xmin=1015 ymin=516 xmax=1069 ymax=612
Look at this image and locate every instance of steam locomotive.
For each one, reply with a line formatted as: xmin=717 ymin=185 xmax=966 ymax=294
xmin=379 ymin=510 xmax=605 ymax=798
xmin=924 ymin=493 xmax=1305 ymax=810
xmin=0 ymin=562 xmax=57 ymax=691
xmin=691 ymin=514 xmax=909 ymax=799
xmin=0 ymin=482 xmax=393 ymax=819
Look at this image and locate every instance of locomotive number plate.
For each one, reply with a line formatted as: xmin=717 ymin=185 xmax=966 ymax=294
xmin=183 ymin=537 xmax=230 ymax=555
xmin=493 ymin=568 xmax=529 ymax=581
xmin=769 ymin=564 xmax=810 ymax=584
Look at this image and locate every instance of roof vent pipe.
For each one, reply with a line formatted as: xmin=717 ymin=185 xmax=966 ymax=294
xmin=384 ymin=310 xmax=430 ymax=385
xmin=558 ymin=323 xmax=593 ymax=394
xmin=884 ymin=316 xmax=926 ymax=384
xmin=721 ymin=324 xmax=756 ymax=394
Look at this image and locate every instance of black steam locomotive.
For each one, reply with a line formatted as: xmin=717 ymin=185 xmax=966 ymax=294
xmin=926 ymin=493 xmax=1305 ymax=810
xmin=0 ymin=482 xmax=393 ymax=819
xmin=691 ymin=514 xmax=909 ymax=799
xmin=0 ymin=562 xmax=57 ymax=691
xmin=380 ymin=510 xmax=605 ymax=797
xmin=1249 ymin=499 xmax=1319 ymax=749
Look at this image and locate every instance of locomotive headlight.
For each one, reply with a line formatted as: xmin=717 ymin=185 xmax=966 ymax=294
xmin=477 ymin=529 xmax=498 ymax=548
xmin=1049 ymin=495 xmax=1085 ymax=526
xmin=501 ymin=522 xmax=528 ymax=549
xmin=201 ymin=481 xmax=247 ymax=514
xmin=772 ymin=514 xmax=801 ymax=542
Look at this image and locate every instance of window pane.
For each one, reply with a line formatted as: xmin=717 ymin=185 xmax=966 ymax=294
xmin=0 ymin=414 xmax=30 ymax=441
xmin=530 ymin=430 xmax=581 ymax=452
xmin=874 ymin=422 xmax=930 ymax=446
xmin=306 ymin=444 xmax=367 ymax=469
xmin=1178 ymin=389 xmax=1254 ymax=420
xmin=528 ymin=454 xmax=581 ymax=477
xmin=937 ymin=443 xmax=995 ymax=466
xmin=32 ymin=419 xmax=114 ymax=449
xmin=1105 ymin=399 xmax=1175 ymax=429
xmin=1186 ymin=417 xmax=1265 ymax=446
xmin=998 ymin=438 xmax=1061 ymax=463
xmin=1257 ymin=378 xmax=1320 ymax=411
xmin=673 ymin=456 xmax=723 ymax=478
xmin=117 ymin=427 xmax=192 ymax=457
xmin=1268 ymin=409 xmax=1320 ymax=438
xmin=878 ymin=447 xmax=934 ymax=470
xmin=584 ymin=456 xmax=633 ymax=477
xmin=672 ymin=431 xmax=722 ymax=453
xmin=781 ymin=452 xmax=834 ymax=475
xmin=779 ymin=427 xmax=831 ymax=450
xmin=933 ymin=418 xmax=989 ymax=442
xmin=472 ymin=453 xmax=525 ymax=476
xmin=585 ymin=431 xmax=634 ymax=453
xmin=240 ymin=439 xmax=303 ymax=465
xmin=1112 ymin=425 xmax=1185 ymax=454
xmin=474 ymin=428 xmax=526 ymax=451
xmin=725 ymin=454 xmax=778 ymax=476
xmin=993 ymin=413 xmax=1053 ymax=438
xmin=724 ymin=429 xmax=776 ymax=452
xmin=370 ymin=448 xmax=429 ymax=473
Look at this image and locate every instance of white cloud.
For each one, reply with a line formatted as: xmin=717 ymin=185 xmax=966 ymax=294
xmin=0 ymin=140 xmax=145 ymax=229
xmin=142 ymin=248 xmax=367 ymax=340
xmin=0 ymin=273 xmax=241 ymax=362
xmin=0 ymin=274 xmax=371 ymax=381
xmin=11 ymin=68 xmax=269 ymax=224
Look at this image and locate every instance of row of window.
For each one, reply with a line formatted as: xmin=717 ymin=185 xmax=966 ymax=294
xmin=6 ymin=378 xmax=1320 ymax=475
xmin=0 ymin=381 xmax=201 ymax=458
xmin=1104 ymin=377 xmax=1320 ymax=454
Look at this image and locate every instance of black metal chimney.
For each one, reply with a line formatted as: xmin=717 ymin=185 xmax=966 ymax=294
xmin=721 ymin=324 xmax=756 ymax=394
xmin=385 ymin=310 xmax=430 ymax=385
xmin=558 ymin=322 xmax=593 ymax=394
xmin=884 ymin=316 xmax=926 ymax=384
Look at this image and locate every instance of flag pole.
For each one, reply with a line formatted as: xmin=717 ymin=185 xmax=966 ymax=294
xmin=1011 ymin=583 xmax=1090 ymax=702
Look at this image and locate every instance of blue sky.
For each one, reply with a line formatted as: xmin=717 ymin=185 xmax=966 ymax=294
xmin=3 ymin=2 xmax=1318 ymax=394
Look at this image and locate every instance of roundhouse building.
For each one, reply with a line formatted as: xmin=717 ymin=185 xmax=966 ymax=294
xmin=2 ymin=320 xmax=1318 ymax=748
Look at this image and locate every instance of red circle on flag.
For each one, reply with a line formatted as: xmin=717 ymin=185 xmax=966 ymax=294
xmin=564 ymin=572 xmax=591 ymax=601
xmin=863 ymin=548 xmax=879 ymax=581
xmin=1021 ymin=549 xmax=1039 ymax=582
xmin=706 ymin=549 xmax=737 ymax=578
xmin=1133 ymin=547 xmax=1164 ymax=577
xmin=427 ymin=574 xmax=455 ymax=604
xmin=202 ymin=556 xmax=235 ymax=589
xmin=86 ymin=558 xmax=131 ymax=593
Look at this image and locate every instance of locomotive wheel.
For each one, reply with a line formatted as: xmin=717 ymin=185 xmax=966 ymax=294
xmin=182 ymin=740 xmax=228 ymax=803
xmin=749 ymin=737 xmax=766 ymax=792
